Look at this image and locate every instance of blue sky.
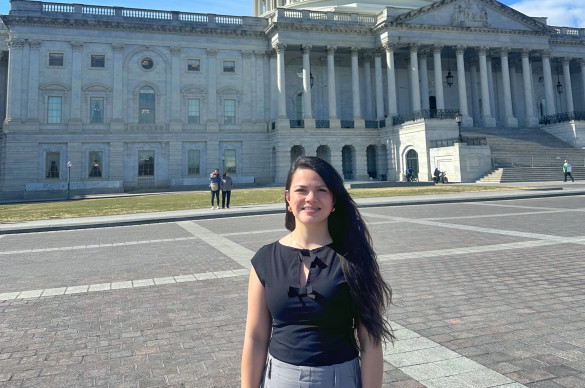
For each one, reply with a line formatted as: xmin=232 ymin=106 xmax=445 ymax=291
xmin=1 ymin=0 xmax=583 ymax=28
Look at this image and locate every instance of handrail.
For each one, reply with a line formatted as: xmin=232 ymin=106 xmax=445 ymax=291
xmin=540 ymin=111 xmax=585 ymax=125
xmin=392 ymin=109 xmax=459 ymax=126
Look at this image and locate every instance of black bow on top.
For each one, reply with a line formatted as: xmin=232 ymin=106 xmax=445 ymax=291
xmin=288 ymin=285 xmax=315 ymax=299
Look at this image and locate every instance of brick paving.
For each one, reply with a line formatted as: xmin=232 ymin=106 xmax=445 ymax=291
xmin=1 ymin=194 xmax=585 ymax=386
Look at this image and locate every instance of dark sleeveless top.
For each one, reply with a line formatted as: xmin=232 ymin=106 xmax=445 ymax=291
xmin=251 ymin=241 xmax=358 ymax=366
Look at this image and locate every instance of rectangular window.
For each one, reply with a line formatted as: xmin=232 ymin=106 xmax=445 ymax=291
xmin=49 ymin=52 xmax=64 ymax=67
xmin=223 ymin=60 xmax=235 ymax=73
xmin=90 ymin=54 xmax=105 ymax=68
xmin=88 ymin=151 xmax=103 ymax=178
xmin=187 ymin=99 xmax=200 ymax=124
xmin=138 ymin=151 xmax=155 ymax=177
xmin=90 ymin=97 xmax=104 ymax=123
xmin=45 ymin=152 xmax=60 ymax=179
xmin=224 ymin=149 xmax=236 ymax=174
xmin=139 ymin=89 xmax=155 ymax=124
xmin=187 ymin=150 xmax=201 ymax=176
xmin=224 ymin=99 xmax=235 ymax=124
xmin=47 ymin=96 xmax=62 ymax=124
xmin=187 ymin=59 xmax=200 ymax=72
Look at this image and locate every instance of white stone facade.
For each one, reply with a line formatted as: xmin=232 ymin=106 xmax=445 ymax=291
xmin=0 ymin=0 xmax=585 ymax=199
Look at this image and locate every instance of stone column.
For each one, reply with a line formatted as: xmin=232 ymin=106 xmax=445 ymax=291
xmin=27 ymin=41 xmax=41 ymax=127
xmin=384 ymin=42 xmax=398 ymax=118
xmin=521 ymin=49 xmax=538 ymax=126
xmin=4 ymin=39 xmax=24 ymax=128
xmin=326 ymin=46 xmax=339 ymax=127
xmin=111 ymin=44 xmax=125 ymax=130
xmin=206 ymin=49 xmax=219 ymax=131
xmin=456 ymin=45 xmax=471 ymax=125
xmin=542 ymin=50 xmax=556 ymax=115
xmin=242 ymin=50 xmax=253 ymax=123
xmin=433 ymin=45 xmax=445 ymax=111
xmin=274 ymin=43 xmax=287 ymax=120
xmin=486 ymin=53 xmax=496 ymax=118
xmin=363 ymin=52 xmax=373 ymax=119
xmin=500 ymin=48 xmax=518 ymax=127
xmin=478 ymin=47 xmax=495 ymax=126
xmin=374 ymin=50 xmax=384 ymax=120
xmin=69 ymin=41 xmax=84 ymax=132
xmin=255 ymin=51 xmax=265 ymax=122
xmin=469 ymin=61 xmax=480 ymax=124
xmin=170 ymin=46 xmax=182 ymax=132
xmin=562 ymin=57 xmax=574 ymax=113
xmin=409 ymin=44 xmax=421 ymax=112
xmin=419 ymin=49 xmax=430 ymax=111
xmin=301 ymin=45 xmax=313 ymax=123
xmin=269 ymin=49 xmax=277 ymax=120
xmin=350 ymin=47 xmax=363 ymax=122
xmin=580 ymin=59 xmax=585 ymax=112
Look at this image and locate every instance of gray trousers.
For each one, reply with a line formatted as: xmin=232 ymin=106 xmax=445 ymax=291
xmin=262 ymin=353 xmax=361 ymax=388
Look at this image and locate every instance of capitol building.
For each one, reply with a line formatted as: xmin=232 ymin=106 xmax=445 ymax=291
xmin=0 ymin=0 xmax=584 ymax=199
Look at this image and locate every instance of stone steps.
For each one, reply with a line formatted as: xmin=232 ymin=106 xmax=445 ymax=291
xmin=477 ymin=167 xmax=585 ymax=183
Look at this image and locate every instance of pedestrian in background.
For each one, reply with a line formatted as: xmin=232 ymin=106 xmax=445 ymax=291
xmin=241 ymin=156 xmax=393 ymax=388
xmin=221 ymin=172 xmax=233 ymax=209
xmin=563 ymin=160 xmax=574 ymax=182
xmin=209 ymin=169 xmax=221 ymax=209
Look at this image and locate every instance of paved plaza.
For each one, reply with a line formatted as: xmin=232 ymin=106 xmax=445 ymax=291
xmin=1 ymin=193 xmax=585 ymax=387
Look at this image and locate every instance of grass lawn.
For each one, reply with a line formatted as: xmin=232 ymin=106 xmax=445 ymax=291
xmin=0 ymin=185 xmax=525 ymax=223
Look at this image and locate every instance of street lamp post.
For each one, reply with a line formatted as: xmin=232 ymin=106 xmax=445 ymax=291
xmin=67 ymin=160 xmax=72 ymax=200
xmin=455 ymin=111 xmax=463 ymax=143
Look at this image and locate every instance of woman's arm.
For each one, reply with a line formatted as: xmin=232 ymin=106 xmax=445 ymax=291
xmin=358 ymin=323 xmax=384 ymax=388
xmin=241 ymin=267 xmax=272 ymax=388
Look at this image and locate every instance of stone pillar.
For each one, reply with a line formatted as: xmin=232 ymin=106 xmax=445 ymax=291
xmin=478 ymin=47 xmax=495 ymax=127
xmin=111 ymin=44 xmax=125 ymax=130
xmin=419 ymin=49 xmax=430 ymax=111
xmin=486 ymin=53 xmax=496 ymax=118
xmin=469 ymin=61 xmax=480 ymax=124
xmin=384 ymin=42 xmax=398 ymax=118
xmin=409 ymin=44 xmax=421 ymax=112
xmin=301 ymin=45 xmax=313 ymax=122
xmin=433 ymin=45 xmax=445 ymax=111
xmin=169 ymin=46 xmax=182 ymax=131
xmin=363 ymin=52 xmax=373 ymax=119
xmin=242 ymin=50 xmax=253 ymax=123
xmin=206 ymin=49 xmax=219 ymax=131
xmin=521 ymin=49 xmax=538 ymax=126
xmin=374 ymin=50 xmax=384 ymax=120
xmin=326 ymin=46 xmax=339 ymax=127
xmin=255 ymin=51 xmax=265 ymax=122
xmin=69 ymin=41 xmax=84 ymax=132
xmin=500 ymin=48 xmax=518 ymax=127
xmin=580 ymin=59 xmax=585 ymax=112
xmin=456 ymin=45 xmax=472 ymax=125
xmin=275 ymin=43 xmax=287 ymax=120
xmin=269 ymin=49 xmax=277 ymax=120
xmin=562 ymin=57 xmax=574 ymax=113
xmin=350 ymin=47 xmax=362 ymax=121
xmin=542 ymin=50 xmax=556 ymax=115
xmin=4 ymin=39 xmax=24 ymax=128
xmin=27 ymin=41 xmax=41 ymax=126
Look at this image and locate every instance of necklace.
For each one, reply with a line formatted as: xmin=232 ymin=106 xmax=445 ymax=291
xmin=289 ymin=233 xmax=331 ymax=251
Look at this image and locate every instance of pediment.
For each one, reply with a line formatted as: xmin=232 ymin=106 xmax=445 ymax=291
xmin=395 ymin=0 xmax=552 ymax=33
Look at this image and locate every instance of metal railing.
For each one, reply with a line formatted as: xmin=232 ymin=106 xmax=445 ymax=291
xmin=340 ymin=120 xmax=354 ymax=129
xmin=492 ymin=154 xmax=585 ymax=168
xmin=316 ymin=120 xmax=330 ymax=129
xmin=392 ymin=109 xmax=459 ymax=126
xmin=539 ymin=111 xmax=585 ymax=125
xmin=290 ymin=120 xmax=304 ymax=128
xmin=430 ymin=136 xmax=488 ymax=148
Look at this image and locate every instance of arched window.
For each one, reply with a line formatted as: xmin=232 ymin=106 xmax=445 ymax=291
xmin=342 ymin=146 xmax=354 ymax=180
xmin=290 ymin=145 xmax=305 ymax=165
xmin=367 ymin=145 xmax=377 ymax=179
xmin=406 ymin=149 xmax=419 ymax=178
xmin=316 ymin=145 xmax=331 ymax=163
xmin=139 ymin=87 xmax=155 ymax=124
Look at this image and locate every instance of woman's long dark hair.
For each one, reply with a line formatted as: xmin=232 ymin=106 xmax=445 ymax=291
xmin=285 ymin=156 xmax=394 ymax=345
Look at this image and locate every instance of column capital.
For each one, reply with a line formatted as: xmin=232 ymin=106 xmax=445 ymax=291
xmin=273 ymin=43 xmax=287 ymax=53
xmin=578 ymin=58 xmax=585 ymax=66
xmin=254 ymin=51 xmax=266 ymax=59
xmin=326 ymin=45 xmax=337 ymax=55
xmin=419 ymin=49 xmax=430 ymax=58
xmin=206 ymin=48 xmax=218 ymax=57
xmin=374 ymin=48 xmax=382 ymax=58
xmin=383 ymin=41 xmax=396 ymax=52
xmin=170 ymin=46 xmax=181 ymax=56
xmin=363 ymin=51 xmax=374 ymax=61
xmin=409 ymin=43 xmax=420 ymax=53
xmin=521 ymin=48 xmax=531 ymax=58
xmin=541 ymin=49 xmax=552 ymax=59
xmin=432 ymin=45 xmax=444 ymax=54
xmin=241 ymin=50 xmax=253 ymax=58
xmin=350 ymin=47 xmax=360 ymax=56
xmin=478 ymin=46 xmax=489 ymax=56
xmin=562 ymin=57 xmax=572 ymax=65
xmin=7 ymin=39 xmax=25 ymax=49
xmin=301 ymin=45 xmax=312 ymax=54
xmin=71 ymin=41 xmax=84 ymax=51
xmin=456 ymin=45 xmax=466 ymax=55
xmin=500 ymin=47 xmax=510 ymax=57
xmin=29 ymin=40 xmax=42 ymax=50
xmin=112 ymin=44 xmax=125 ymax=53
xmin=269 ymin=49 xmax=277 ymax=59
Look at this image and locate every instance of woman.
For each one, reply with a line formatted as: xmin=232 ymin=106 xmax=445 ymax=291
xmin=241 ymin=156 xmax=393 ymax=388
xmin=209 ymin=169 xmax=221 ymax=209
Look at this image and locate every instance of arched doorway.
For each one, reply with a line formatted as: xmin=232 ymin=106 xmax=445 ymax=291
xmin=316 ymin=145 xmax=331 ymax=163
xmin=379 ymin=144 xmax=388 ymax=181
xmin=367 ymin=145 xmax=377 ymax=179
xmin=290 ymin=145 xmax=305 ymax=165
xmin=271 ymin=146 xmax=276 ymax=181
xmin=406 ymin=149 xmax=419 ymax=179
xmin=342 ymin=145 xmax=354 ymax=180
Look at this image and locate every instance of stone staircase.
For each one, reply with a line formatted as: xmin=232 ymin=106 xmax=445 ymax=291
xmin=463 ymin=127 xmax=585 ymax=182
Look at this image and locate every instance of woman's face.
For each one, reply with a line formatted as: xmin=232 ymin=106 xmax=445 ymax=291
xmin=286 ymin=168 xmax=334 ymax=229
